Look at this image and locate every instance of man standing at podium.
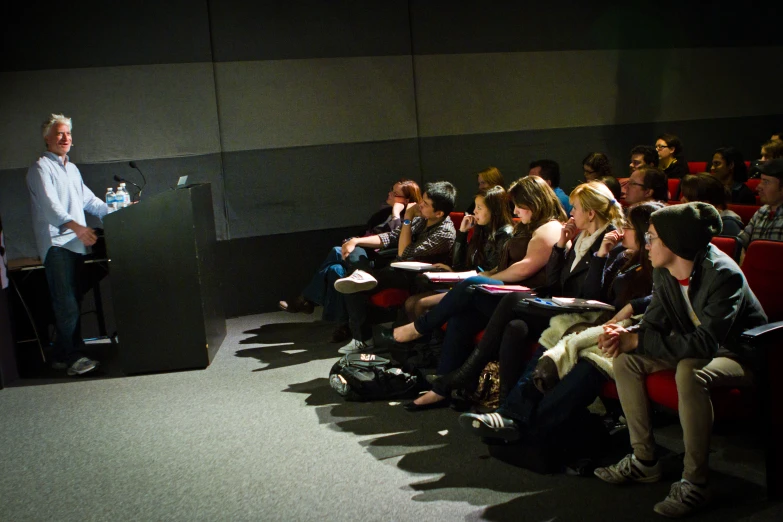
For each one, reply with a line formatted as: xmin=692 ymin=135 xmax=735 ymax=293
xmin=27 ymin=114 xmax=109 ymax=376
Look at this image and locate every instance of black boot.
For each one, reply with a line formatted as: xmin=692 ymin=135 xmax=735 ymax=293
xmin=438 ymin=345 xmax=493 ymax=395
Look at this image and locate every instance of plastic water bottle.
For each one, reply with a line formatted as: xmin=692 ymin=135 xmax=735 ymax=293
xmin=105 ymin=188 xmax=116 ymax=213
xmin=117 ymin=183 xmax=130 ymax=208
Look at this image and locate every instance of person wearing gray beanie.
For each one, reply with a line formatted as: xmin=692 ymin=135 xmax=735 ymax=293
xmin=649 ymin=202 xmax=723 ymax=261
xmin=593 ymin=202 xmax=766 ymax=517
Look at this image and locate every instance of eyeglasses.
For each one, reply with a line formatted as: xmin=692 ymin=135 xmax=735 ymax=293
xmin=644 ymin=232 xmax=660 ymax=244
xmin=627 ymin=181 xmax=646 ymax=188
xmin=389 ymin=188 xmax=406 ymax=198
xmin=655 ymin=144 xmax=670 ymax=151
xmin=583 ymin=168 xmax=596 ymax=175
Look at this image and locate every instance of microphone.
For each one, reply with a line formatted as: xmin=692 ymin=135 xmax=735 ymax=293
xmin=127 ymin=161 xmax=148 ymax=199
xmin=113 ymin=174 xmax=142 ymax=202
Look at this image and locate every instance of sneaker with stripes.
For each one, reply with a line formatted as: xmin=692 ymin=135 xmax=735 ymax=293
xmin=594 ymin=453 xmax=662 ymax=484
xmin=653 ymin=480 xmax=710 ymax=518
xmin=458 ymin=412 xmax=521 ymax=441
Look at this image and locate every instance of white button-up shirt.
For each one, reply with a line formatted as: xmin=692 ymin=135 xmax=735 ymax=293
xmin=26 ymin=152 xmax=108 ymax=262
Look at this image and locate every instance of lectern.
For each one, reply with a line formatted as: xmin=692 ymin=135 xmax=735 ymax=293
xmin=104 ymin=184 xmax=225 ymax=374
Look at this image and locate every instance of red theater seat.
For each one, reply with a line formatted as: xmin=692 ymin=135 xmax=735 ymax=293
xmin=688 ymin=162 xmax=708 ymax=174
xmin=668 ymin=178 xmax=680 ymax=199
xmin=726 ymin=204 xmax=760 ymax=226
xmin=710 ymin=236 xmax=742 ymax=262
xmin=746 ymin=179 xmax=761 ymax=192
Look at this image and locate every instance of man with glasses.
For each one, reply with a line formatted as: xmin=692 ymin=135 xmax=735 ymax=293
xmin=623 ymin=166 xmax=668 ymax=204
xmin=594 ymin=202 xmax=767 ymax=518
xmin=739 ymin=159 xmax=783 ymax=248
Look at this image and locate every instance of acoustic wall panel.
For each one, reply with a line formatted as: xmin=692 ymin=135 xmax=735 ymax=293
xmin=222 ymin=139 xmax=421 ymax=239
xmin=414 ymin=47 xmax=783 ymax=138
xmin=1 ymin=0 xmax=213 ymax=71
xmin=209 ymin=0 xmax=411 ymax=61
xmin=215 ymin=56 xmax=418 ymax=152
xmin=0 ymin=63 xmax=221 ymax=171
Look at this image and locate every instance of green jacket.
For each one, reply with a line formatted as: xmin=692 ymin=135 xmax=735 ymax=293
xmin=635 ymin=244 xmax=767 ymax=364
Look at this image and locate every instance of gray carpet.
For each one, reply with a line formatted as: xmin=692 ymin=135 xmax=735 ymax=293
xmin=1 ymin=310 xmax=781 ymax=521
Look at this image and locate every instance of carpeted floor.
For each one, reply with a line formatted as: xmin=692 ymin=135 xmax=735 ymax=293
xmin=1 ymin=310 xmax=781 ymax=521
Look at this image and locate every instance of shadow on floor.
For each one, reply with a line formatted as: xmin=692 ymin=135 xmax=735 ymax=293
xmin=235 ymin=321 xmax=395 ymax=373
xmin=284 ymin=376 xmax=780 ymax=521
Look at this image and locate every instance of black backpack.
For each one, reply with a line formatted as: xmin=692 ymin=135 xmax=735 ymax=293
xmin=329 ymin=353 xmax=422 ymax=401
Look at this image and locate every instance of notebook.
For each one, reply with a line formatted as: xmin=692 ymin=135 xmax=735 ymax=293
xmin=390 ymin=261 xmax=433 ymax=271
xmin=423 ymin=270 xmax=478 ymax=282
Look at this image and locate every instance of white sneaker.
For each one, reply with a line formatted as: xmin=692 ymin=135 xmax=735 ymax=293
xmin=594 ymin=453 xmax=662 ymax=484
xmin=333 ymin=270 xmax=378 ymax=294
xmin=66 ymin=357 xmax=99 ymax=376
xmin=338 ymin=338 xmax=375 ymax=355
xmin=653 ymin=480 xmax=710 ymax=518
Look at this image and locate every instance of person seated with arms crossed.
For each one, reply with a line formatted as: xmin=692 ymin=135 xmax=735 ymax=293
xmin=333 ymin=181 xmax=457 ymax=354
xmin=739 ymin=159 xmax=783 ymax=249
xmin=458 ymin=202 xmax=661 ymax=451
xmin=582 ymin=152 xmax=613 ymax=182
xmin=624 ymin=166 xmax=668 ymax=205
xmin=709 ymin=146 xmax=755 ymax=205
xmin=402 ymin=186 xmax=513 ymax=322
xmin=679 ymin=173 xmax=743 ymax=236
xmin=279 ymin=179 xmax=420 ymax=343
xmin=628 ymin=145 xmax=659 ymax=176
xmin=402 ymin=181 xmax=622 ymax=411
xmin=592 ymin=202 xmax=767 ymax=518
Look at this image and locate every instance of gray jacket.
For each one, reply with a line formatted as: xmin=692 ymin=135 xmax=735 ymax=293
xmin=635 ymin=244 xmax=767 ymax=364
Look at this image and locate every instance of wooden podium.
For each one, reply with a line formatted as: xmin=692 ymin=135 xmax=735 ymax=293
xmin=104 ymin=184 xmax=225 ymax=374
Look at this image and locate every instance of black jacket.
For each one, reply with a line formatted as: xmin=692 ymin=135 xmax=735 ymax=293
xmin=635 ymin=244 xmax=767 ymax=364
xmin=451 ymin=224 xmax=513 ymax=272
xmin=582 ymin=245 xmax=652 ymax=313
xmin=543 ymin=225 xmax=616 ymax=298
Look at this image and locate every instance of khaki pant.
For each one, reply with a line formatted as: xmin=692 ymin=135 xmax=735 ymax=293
xmin=613 ymin=354 xmax=753 ymax=484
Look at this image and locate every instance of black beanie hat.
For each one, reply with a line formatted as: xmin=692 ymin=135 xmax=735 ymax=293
xmin=650 ymin=202 xmax=722 ymax=260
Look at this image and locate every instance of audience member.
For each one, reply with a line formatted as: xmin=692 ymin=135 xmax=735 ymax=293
xmin=392 ymin=177 xmax=567 ymax=410
xmin=458 ymin=202 xmax=661 ymax=450
xmin=761 ymin=139 xmax=783 ymax=162
xmin=679 ymin=174 xmax=743 ymax=236
xmin=623 ymin=166 xmax=668 ymax=204
xmin=333 ymin=182 xmax=457 ymax=354
xmin=629 ymin=145 xmax=658 ymax=175
xmin=467 ymin=166 xmax=505 ymax=213
xmin=26 ymin=114 xmax=109 ymax=376
xmin=598 ymin=175 xmax=623 ymax=201
xmin=401 ymin=182 xmax=622 ymax=410
xmin=739 ymin=159 xmax=783 ymax=248
xmin=655 ymin=133 xmax=688 ymax=179
xmin=593 ymin=202 xmax=766 ymax=518
xmin=529 ymin=159 xmax=571 ymax=214
xmin=709 ymin=147 xmax=755 ymax=204
xmin=402 ymin=186 xmax=513 ymax=321
xmin=582 ymin=152 xmax=612 ymax=182
xmin=279 ymin=179 xmax=421 ymax=343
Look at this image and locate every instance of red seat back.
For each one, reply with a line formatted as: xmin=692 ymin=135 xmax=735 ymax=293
xmin=726 ymin=204 xmax=759 ymax=225
xmin=745 ymin=179 xmax=761 ymax=193
xmin=710 ymin=236 xmax=741 ymax=263
xmin=668 ymin=178 xmax=680 ymax=199
xmin=742 ymin=240 xmax=783 ymax=322
xmin=450 ymin=212 xmax=464 ymax=231
xmin=688 ymin=162 xmax=708 ymax=174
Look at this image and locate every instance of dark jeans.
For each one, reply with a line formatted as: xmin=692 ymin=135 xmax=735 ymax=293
xmin=432 ymin=293 xmax=550 ymax=397
xmin=301 ymin=246 xmax=351 ymax=323
xmin=343 ymin=250 xmax=411 ymax=341
xmin=43 ymin=247 xmax=85 ymax=365
xmin=412 ymin=275 xmax=502 ymax=336
xmin=498 ymin=345 xmax=607 ymax=444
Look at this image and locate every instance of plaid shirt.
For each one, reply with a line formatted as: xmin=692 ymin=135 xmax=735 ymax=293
xmin=378 ymin=216 xmax=456 ymax=261
xmin=739 ymin=204 xmax=783 ymax=248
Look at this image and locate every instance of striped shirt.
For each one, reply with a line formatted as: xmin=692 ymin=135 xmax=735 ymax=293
xmin=27 ymin=152 xmax=108 ymax=262
xmin=378 ymin=216 xmax=456 ymax=261
xmin=739 ymin=204 xmax=783 ymax=248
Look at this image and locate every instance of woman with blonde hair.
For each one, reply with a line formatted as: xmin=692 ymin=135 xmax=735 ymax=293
xmin=467 ymin=166 xmax=506 ymax=213
xmin=402 ymin=181 xmax=624 ymax=410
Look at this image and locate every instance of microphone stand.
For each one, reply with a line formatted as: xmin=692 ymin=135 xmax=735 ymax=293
xmin=127 ymin=161 xmax=148 ymax=200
